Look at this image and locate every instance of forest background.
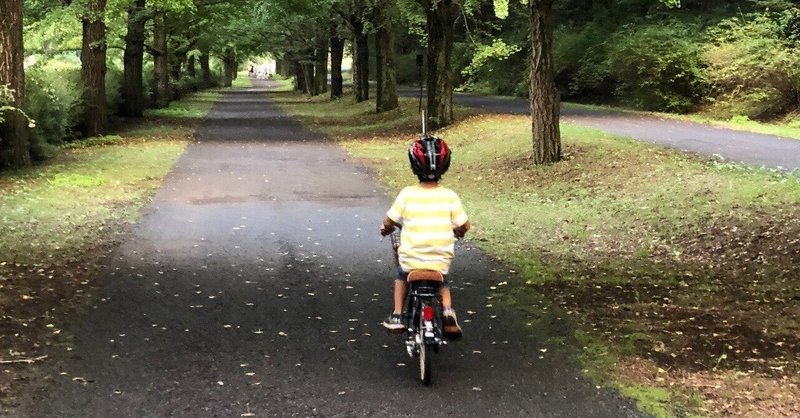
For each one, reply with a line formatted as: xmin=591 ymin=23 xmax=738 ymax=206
xmin=2 ymin=0 xmax=800 ymax=167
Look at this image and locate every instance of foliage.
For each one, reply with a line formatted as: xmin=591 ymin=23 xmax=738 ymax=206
xmin=601 ymin=22 xmax=707 ymax=112
xmin=24 ymin=61 xmax=82 ymax=147
xmin=460 ymin=38 xmax=521 ymax=79
xmin=703 ymin=8 xmax=800 ymax=119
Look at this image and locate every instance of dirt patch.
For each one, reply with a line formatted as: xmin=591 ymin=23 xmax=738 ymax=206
xmin=0 ymin=229 xmax=126 ymax=409
xmin=618 ymin=356 xmax=800 ymax=417
xmin=533 ymin=205 xmax=800 ymax=415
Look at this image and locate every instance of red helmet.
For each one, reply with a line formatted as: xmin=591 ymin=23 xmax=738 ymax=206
xmin=408 ymin=135 xmax=451 ymax=181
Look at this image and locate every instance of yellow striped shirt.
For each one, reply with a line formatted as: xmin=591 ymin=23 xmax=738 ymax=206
xmin=387 ymin=185 xmax=469 ymax=274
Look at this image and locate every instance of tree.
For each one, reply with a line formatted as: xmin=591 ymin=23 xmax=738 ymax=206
xmin=374 ymin=0 xmax=398 ymax=112
xmin=329 ymin=21 xmax=345 ymax=98
xmin=80 ymin=0 xmax=108 ymax=136
xmin=122 ymin=0 xmax=147 ymax=117
xmin=418 ymin=0 xmax=459 ymax=127
xmin=0 ymin=0 xmax=30 ymax=167
xmin=152 ymin=11 xmax=169 ymax=107
xmin=528 ymin=0 xmax=560 ymax=163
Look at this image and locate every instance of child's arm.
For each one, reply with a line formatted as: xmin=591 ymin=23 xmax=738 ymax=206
xmin=454 ymin=220 xmax=471 ymax=238
xmin=380 ymin=216 xmax=401 ymax=236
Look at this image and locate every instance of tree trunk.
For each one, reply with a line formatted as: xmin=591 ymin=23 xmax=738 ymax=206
xmin=121 ymin=0 xmax=146 ymax=117
xmin=199 ymin=48 xmax=211 ymax=87
xmin=80 ymin=0 xmax=108 ymax=136
xmin=152 ymin=12 xmax=169 ymax=108
xmin=424 ymin=0 xmax=457 ymax=127
xmin=187 ymin=55 xmax=196 ymax=78
xmin=354 ymin=32 xmax=369 ymax=101
xmin=171 ymin=49 xmax=185 ymax=99
xmin=0 ymin=0 xmax=30 ymax=167
xmin=294 ymin=61 xmax=306 ymax=92
xmin=330 ymin=29 xmax=344 ymax=99
xmin=375 ymin=17 xmax=398 ymax=112
xmin=529 ymin=0 xmax=561 ymax=164
xmin=222 ymin=47 xmax=235 ymax=87
xmin=315 ymin=38 xmax=328 ymax=95
xmin=302 ymin=62 xmax=316 ymax=96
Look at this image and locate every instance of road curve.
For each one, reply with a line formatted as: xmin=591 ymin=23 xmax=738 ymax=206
xmin=404 ymin=88 xmax=800 ymax=171
xmin=15 ymin=80 xmax=646 ymax=417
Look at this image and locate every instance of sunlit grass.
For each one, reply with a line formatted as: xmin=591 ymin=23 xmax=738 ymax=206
xmin=232 ymin=72 xmax=252 ymax=88
xmin=0 ymin=88 xmax=216 ymax=266
xmin=143 ymin=91 xmax=220 ymax=119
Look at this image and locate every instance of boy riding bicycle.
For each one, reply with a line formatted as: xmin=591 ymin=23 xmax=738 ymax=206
xmin=380 ymin=135 xmax=470 ymax=338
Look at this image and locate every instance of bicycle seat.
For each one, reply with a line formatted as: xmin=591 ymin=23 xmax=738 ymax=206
xmin=407 ymin=270 xmax=444 ymax=283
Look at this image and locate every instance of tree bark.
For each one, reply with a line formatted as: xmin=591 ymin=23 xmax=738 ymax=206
xmin=152 ymin=12 xmax=169 ymax=108
xmin=222 ymin=47 xmax=236 ymax=87
xmin=294 ymin=61 xmax=306 ymax=92
xmin=303 ymin=61 xmax=316 ymax=96
xmin=330 ymin=28 xmax=344 ymax=99
xmin=529 ymin=0 xmax=561 ymax=164
xmin=375 ymin=16 xmax=398 ymax=112
xmin=80 ymin=0 xmax=108 ymax=136
xmin=424 ymin=0 xmax=457 ymax=127
xmin=315 ymin=37 xmax=329 ymax=95
xmin=171 ymin=48 xmax=185 ymax=99
xmin=121 ymin=0 xmax=146 ymax=117
xmin=354 ymin=32 xmax=369 ymax=101
xmin=199 ymin=48 xmax=212 ymax=87
xmin=0 ymin=0 xmax=30 ymax=167
xmin=186 ymin=55 xmax=196 ymax=79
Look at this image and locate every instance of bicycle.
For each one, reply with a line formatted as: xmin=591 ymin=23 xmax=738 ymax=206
xmin=389 ymin=229 xmax=446 ymax=386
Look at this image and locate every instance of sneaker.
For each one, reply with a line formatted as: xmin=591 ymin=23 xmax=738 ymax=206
xmin=442 ymin=308 xmax=463 ymax=339
xmin=382 ymin=313 xmax=404 ymax=333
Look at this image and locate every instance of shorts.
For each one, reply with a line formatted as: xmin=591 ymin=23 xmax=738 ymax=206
xmin=396 ymin=267 xmax=449 ymax=286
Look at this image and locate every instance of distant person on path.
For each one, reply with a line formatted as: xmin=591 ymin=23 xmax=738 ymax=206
xmin=380 ymin=136 xmax=470 ymax=338
xmin=248 ymin=64 xmax=255 ymax=78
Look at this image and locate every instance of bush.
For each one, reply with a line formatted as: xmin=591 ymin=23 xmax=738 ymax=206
xmin=24 ymin=60 xmax=82 ymax=149
xmin=396 ymin=53 xmax=421 ymax=85
xmin=703 ymin=9 xmax=800 ymax=119
xmin=556 ymin=23 xmax=616 ymax=100
xmin=604 ymin=22 xmax=707 ymax=112
xmin=106 ymin=62 xmax=124 ymax=114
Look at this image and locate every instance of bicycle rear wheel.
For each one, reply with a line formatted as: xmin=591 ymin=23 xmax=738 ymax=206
xmin=418 ymin=315 xmax=432 ymax=385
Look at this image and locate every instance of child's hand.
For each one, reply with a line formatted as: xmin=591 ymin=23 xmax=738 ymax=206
xmin=380 ymin=224 xmax=395 ymax=236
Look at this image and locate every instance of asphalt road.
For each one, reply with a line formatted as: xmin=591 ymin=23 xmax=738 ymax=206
xmin=16 ymin=80 xmax=646 ymax=417
xmin=404 ymin=88 xmax=800 ymax=171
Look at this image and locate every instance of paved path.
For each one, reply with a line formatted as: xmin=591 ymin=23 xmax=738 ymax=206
xmin=404 ymin=88 xmax=800 ymax=171
xmin=16 ymin=80 xmax=645 ymax=417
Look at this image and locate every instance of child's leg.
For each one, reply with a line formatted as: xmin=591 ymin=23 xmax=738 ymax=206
xmin=393 ymin=279 xmax=407 ymax=314
xmin=439 ymin=285 xmax=452 ymax=309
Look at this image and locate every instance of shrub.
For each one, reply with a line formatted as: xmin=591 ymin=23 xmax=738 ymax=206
xmin=703 ymin=9 xmax=800 ymax=119
xmin=24 ymin=60 xmax=82 ymax=149
xmin=556 ymin=24 xmax=616 ymax=100
xmin=395 ymin=53 xmax=421 ymax=85
xmin=604 ymin=22 xmax=707 ymax=112
xmin=106 ymin=62 xmax=124 ymax=114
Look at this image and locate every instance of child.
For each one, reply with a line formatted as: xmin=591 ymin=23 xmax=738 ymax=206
xmin=380 ymin=135 xmax=470 ymax=338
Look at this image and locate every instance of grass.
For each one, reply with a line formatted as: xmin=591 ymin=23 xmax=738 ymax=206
xmin=232 ymin=72 xmax=253 ymax=88
xmin=0 ymin=138 xmax=186 ymax=266
xmin=277 ymin=90 xmax=800 ymax=417
xmin=143 ymin=90 xmax=220 ymax=119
